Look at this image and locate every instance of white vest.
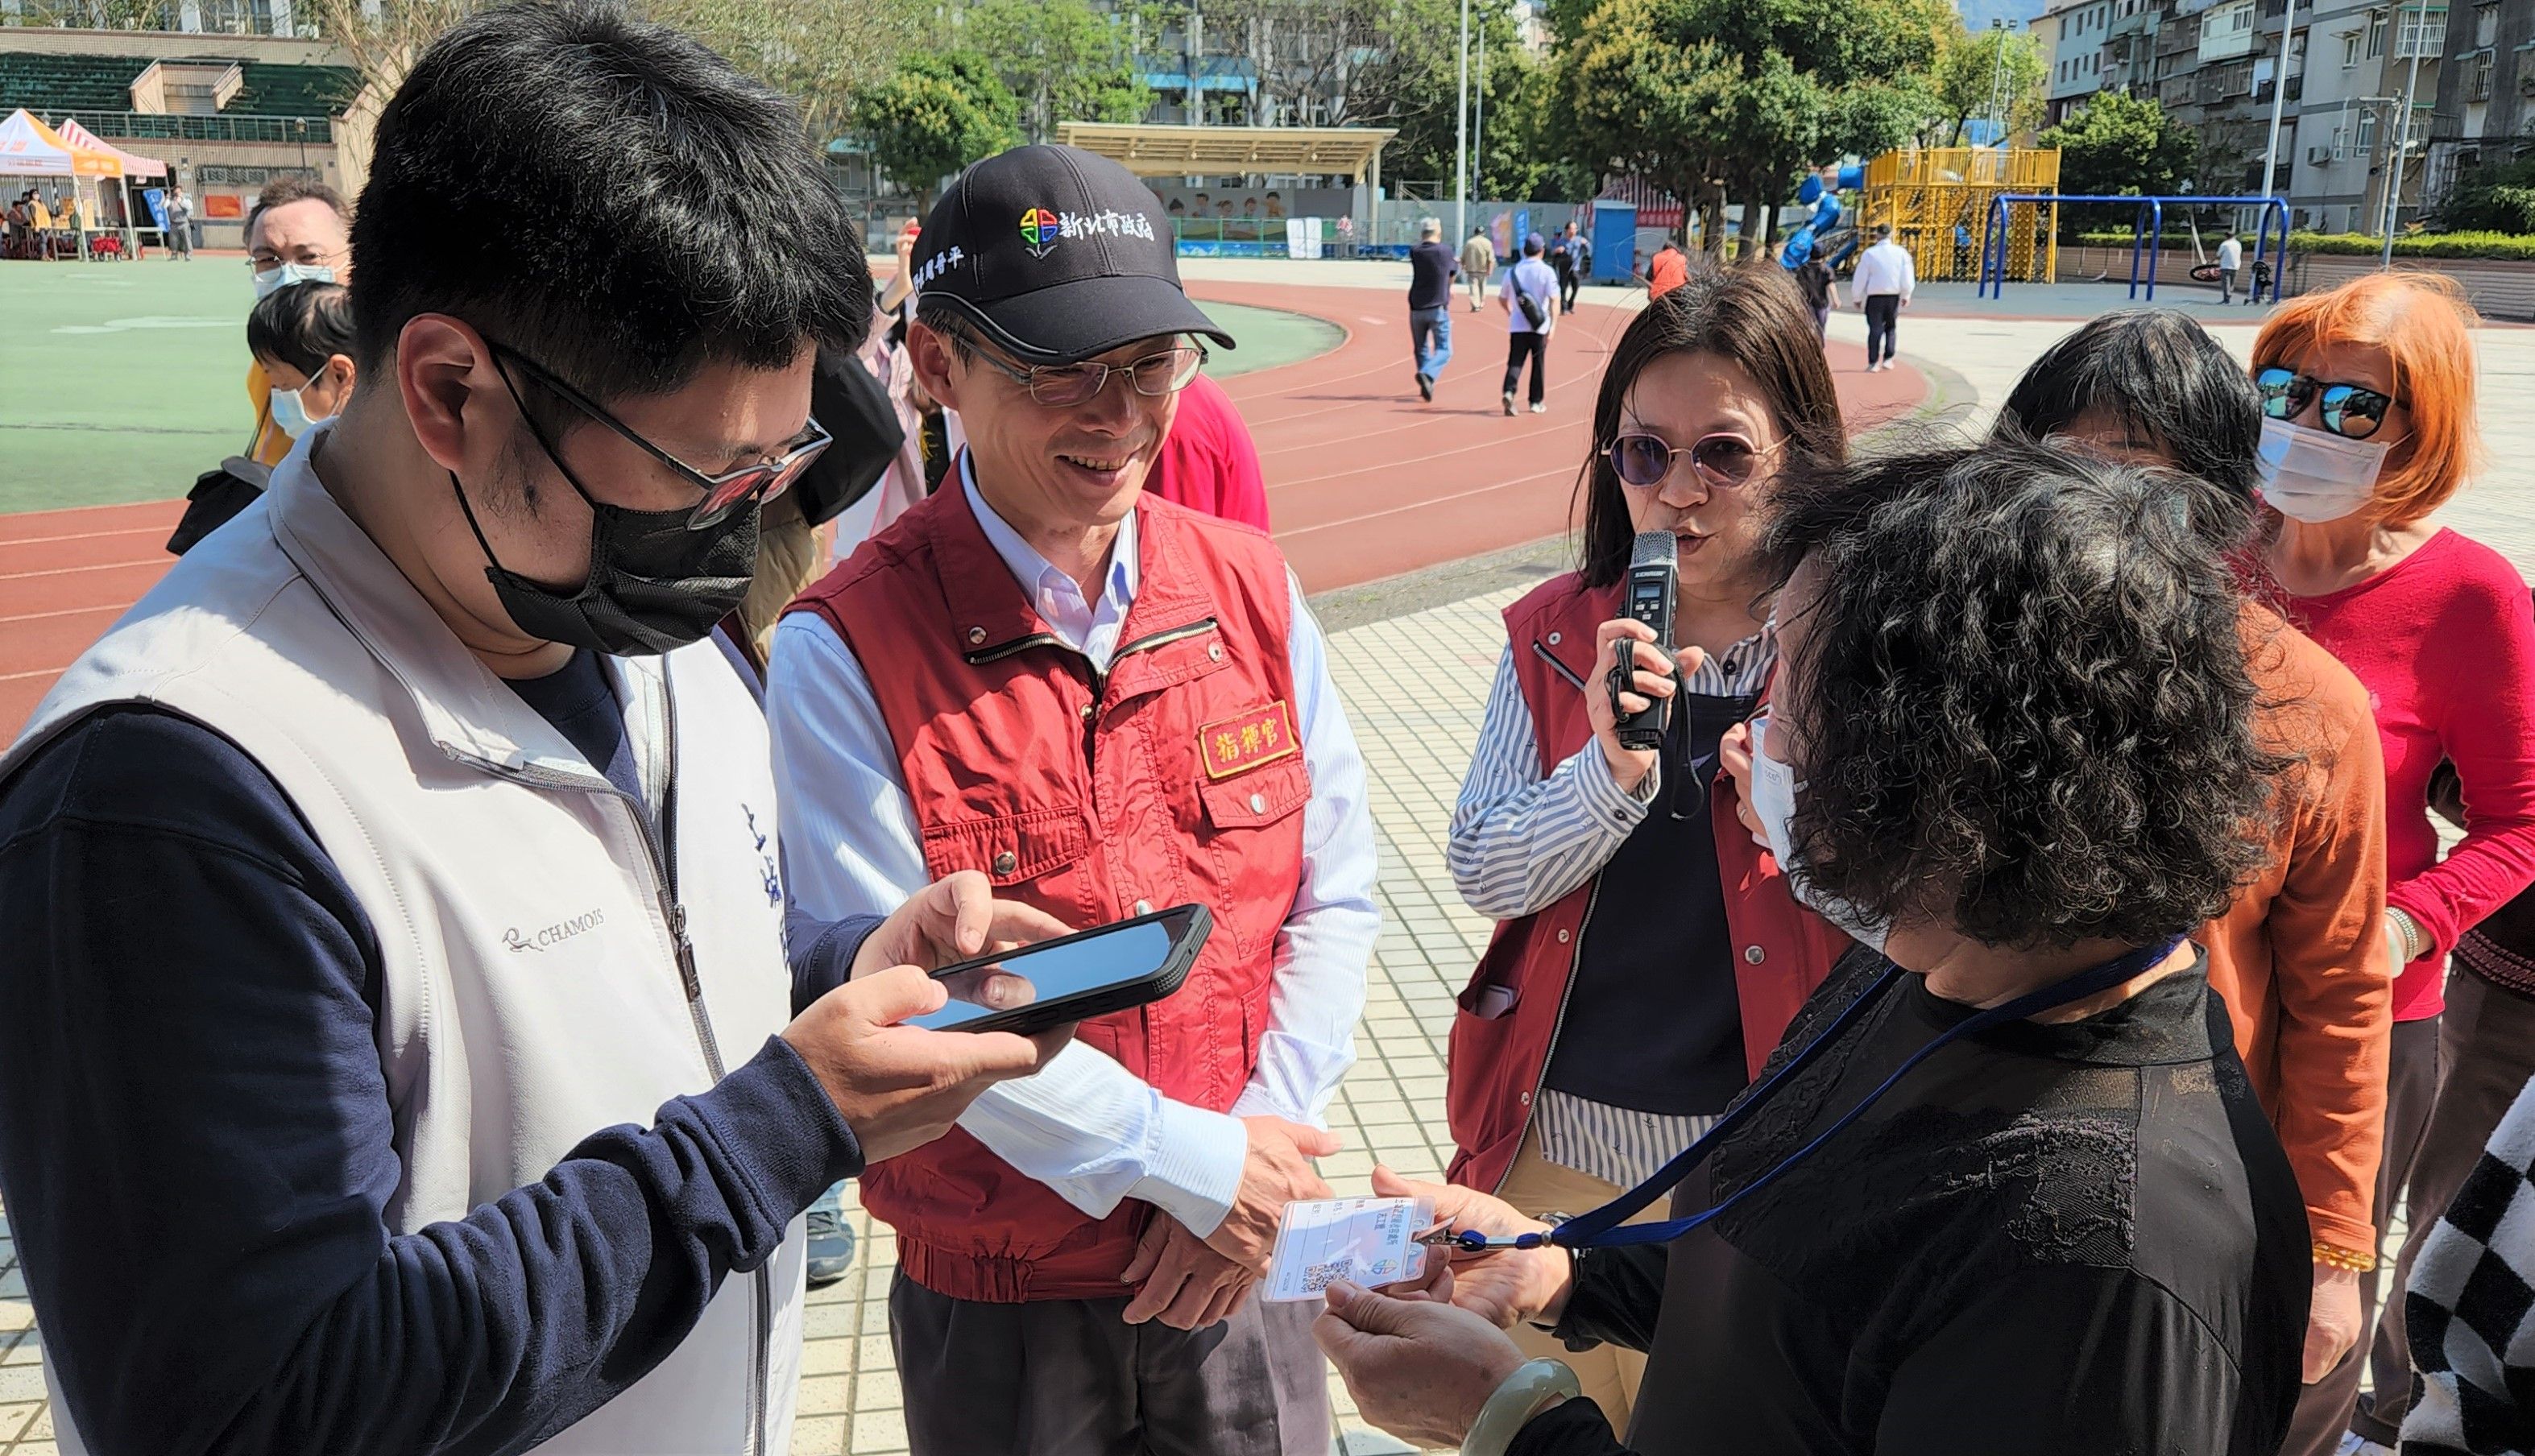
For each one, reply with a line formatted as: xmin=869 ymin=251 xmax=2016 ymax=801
xmin=6 ymin=431 xmax=806 ymax=1454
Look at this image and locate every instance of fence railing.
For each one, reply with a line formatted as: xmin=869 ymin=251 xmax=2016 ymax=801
xmin=43 ymin=110 xmax=334 ymax=146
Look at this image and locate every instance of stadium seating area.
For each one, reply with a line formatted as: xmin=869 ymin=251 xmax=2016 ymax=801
xmin=0 ymin=52 xmax=355 ymax=143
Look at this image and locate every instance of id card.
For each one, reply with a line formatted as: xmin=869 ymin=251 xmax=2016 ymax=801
xmin=1264 ymin=1196 xmax=1434 ymax=1302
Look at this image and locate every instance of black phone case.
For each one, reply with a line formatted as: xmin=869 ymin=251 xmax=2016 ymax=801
xmin=929 ymin=903 xmax=1215 ymax=1036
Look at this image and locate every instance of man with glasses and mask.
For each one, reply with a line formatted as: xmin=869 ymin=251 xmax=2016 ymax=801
xmin=768 ymin=144 xmax=1381 ymax=1456
xmin=0 ymin=7 xmax=1073 ymax=1454
xmin=243 ymin=176 xmax=355 ymax=467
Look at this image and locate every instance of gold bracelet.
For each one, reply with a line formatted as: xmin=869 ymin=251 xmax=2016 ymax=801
xmin=2313 ymin=1240 xmax=2376 ymax=1273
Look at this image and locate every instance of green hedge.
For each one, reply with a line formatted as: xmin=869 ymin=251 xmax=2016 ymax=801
xmin=2064 ymin=227 xmax=2535 ymax=259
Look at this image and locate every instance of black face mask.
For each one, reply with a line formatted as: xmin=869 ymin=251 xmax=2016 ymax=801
xmin=448 ymin=462 xmax=758 ymax=658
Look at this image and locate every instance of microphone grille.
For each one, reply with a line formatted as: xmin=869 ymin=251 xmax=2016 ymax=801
xmin=1630 ymin=530 xmax=1677 ymax=570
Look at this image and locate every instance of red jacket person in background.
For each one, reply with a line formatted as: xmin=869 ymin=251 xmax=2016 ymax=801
xmin=766 ymin=145 xmax=1381 ymax=1456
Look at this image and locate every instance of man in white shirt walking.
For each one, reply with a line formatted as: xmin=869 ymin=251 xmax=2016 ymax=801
xmin=1852 ymin=222 xmax=1916 ymax=373
xmin=2217 ymin=230 xmax=2244 ymax=304
xmin=767 ymin=143 xmax=1381 ymax=1456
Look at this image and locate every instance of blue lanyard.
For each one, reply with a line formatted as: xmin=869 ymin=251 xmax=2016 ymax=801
xmin=1447 ymin=937 xmax=2185 ymax=1253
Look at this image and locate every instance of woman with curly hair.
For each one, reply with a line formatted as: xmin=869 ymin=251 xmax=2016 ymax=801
xmin=1316 ymin=440 xmax=2311 ymax=1456
xmin=2245 ymin=275 xmax=2535 ymax=1454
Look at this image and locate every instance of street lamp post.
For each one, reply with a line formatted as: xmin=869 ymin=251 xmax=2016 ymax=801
xmin=1985 ymin=19 xmax=2010 ymax=143
xmin=2259 ymin=0 xmax=2299 ymax=209
xmin=2379 ymin=0 xmax=2429 ymax=267
xmin=1455 ymin=0 xmax=1468 ymax=245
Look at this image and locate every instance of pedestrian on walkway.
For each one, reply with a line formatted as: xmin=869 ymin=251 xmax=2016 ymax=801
xmin=1326 ymin=436 xmax=2311 ymax=1456
xmin=767 ymin=143 xmax=1380 ymax=1456
xmin=1793 ymin=255 xmax=1837 ymax=341
xmin=1851 ymin=223 xmax=1913 ymax=372
xmin=1439 ymin=265 xmax=1851 ymax=1432
xmin=0 ymin=9 xmax=1071 ymax=1453
xmin=2218 ymin=230 xmax=2245 ymax=305
xmin=1559 ymin=221 xmax=1593 ymax=310
xmin=1463 ymin=223 xmax=1497 ymax=312
xmin=1999 ymin=311 xmax=2395 ymax=1425
xmin=163 ymin=182 xmax=192 ymax=259
xmin=1409 ymin=215 xmax=1459 ymax=402
xmin=2247 ymin=274 xmax=2535 ymax=1456
xmin=1499 ymin=232 xmax=1560 ymax=416
xmin=1646 ymin=238 xmax=1689 ymax=300
xmin=1549 ymin=224 xmax=1577 ymax=308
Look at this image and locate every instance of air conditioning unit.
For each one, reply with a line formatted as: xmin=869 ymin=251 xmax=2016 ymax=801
xmin=2308 ymin=144 xmax=2336 ymax=163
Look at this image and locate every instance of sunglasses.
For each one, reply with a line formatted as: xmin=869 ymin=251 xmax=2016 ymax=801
xmin=971 ymin=342 xmax=1210 ymax=408
xmin=491 ymin=344 xmax=833 ymax=530
xmin=1605 ymin=432 xmax=1781 ymax=490
xmin=2254 ymin=366 xmax=2399 ymax=441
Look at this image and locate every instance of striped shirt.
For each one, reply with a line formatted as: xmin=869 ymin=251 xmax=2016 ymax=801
xmin=1449 ymin=626 xmax=1775 ymax=1189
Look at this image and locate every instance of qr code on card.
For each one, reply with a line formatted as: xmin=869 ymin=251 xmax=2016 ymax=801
xmin=1301 ymin=1260 xmax=1349 ymax=1293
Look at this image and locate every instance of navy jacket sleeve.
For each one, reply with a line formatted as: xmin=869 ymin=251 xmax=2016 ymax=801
xmin=0 ymin=707 xmax=864 ymax=1456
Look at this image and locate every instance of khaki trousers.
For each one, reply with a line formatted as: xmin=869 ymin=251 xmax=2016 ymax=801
xmin=1495 ymin=1127 xmax=1665 ymax=1434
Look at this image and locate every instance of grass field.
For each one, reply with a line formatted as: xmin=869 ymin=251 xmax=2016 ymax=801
xmin=0 ymin=261 xmax=1341 ymax=516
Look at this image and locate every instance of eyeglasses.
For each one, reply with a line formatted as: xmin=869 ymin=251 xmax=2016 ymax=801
xmin=2254 ymin=366 xmax=2400 ymax=441
xmin=1606 ymin=432 xmax=1782 ymax=490
xmin=491 ymin=344 xmax=832 ymax=529
xmin=969 ymin=342 xmax=1210 ymax=407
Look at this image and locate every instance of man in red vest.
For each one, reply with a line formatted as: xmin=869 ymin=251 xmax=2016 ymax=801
xmin=767 ymin=145 xmax=1381 ymax=1455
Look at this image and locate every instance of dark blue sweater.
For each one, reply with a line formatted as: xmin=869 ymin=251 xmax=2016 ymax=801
xmin=0 ymin=698 xmax=877 ymax=1455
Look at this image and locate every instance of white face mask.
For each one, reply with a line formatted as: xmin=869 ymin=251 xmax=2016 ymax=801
xmin=2255 ymin=416 xmax=2390 ymax=524
xmin=267 ymin=383 xmax=329 ymax=440
xmin=1748 ymin=715 xmax=1889 ymax=953
xmin=252 ymin=261 xmax=336 ymax=300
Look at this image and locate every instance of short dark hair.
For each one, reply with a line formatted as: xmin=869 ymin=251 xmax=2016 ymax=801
xmin=349 ymin=0 xmax=871 ymax=403
xmin=1873 ymin=223 xmax=1891 ymax=238
xmin=246 ymin=175 xmax=349 ymax=237
xmin=1576 ymin=266 xmax=1845 ymax=587
xmin=1758 ymin=439 xmax=2281 ymax=949
xmin=247 ymin=280 xmax=355 ymax=378
xmin=1996 ymin=310 xmax=2264 ymax=510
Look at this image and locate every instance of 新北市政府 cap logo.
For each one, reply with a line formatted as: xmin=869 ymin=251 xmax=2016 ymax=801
xmin=1020 ymin=207 xmax=1062 ymax=258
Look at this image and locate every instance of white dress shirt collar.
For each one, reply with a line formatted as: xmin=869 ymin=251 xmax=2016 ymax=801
xmin=960 ymin=454 xmax=1140 ymax=669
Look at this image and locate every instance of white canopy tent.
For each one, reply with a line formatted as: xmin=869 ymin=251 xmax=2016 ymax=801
xmin=0 ymin=109 xmax=121 ymax=179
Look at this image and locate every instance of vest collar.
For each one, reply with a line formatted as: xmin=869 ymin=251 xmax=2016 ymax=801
xmin=929 ymin=468 xmax=1221 ymax=676
xmin=264 ymin=424 xmax=665 ymax=784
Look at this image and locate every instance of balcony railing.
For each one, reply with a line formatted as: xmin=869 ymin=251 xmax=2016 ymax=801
xmin=43 ymin=110 xmax=333 ymax=145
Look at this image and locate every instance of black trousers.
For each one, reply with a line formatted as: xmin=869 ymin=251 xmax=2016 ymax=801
xmin=1863 ymin=294 xmax=1900 ymax=365
xmin=1503 ymin=330 xmax=1548 ymax=406
xmin=1560 ymin=267 xmax=1582 ymax=310
xmin=889 ymin=1271 xmax=1332 ymax=1456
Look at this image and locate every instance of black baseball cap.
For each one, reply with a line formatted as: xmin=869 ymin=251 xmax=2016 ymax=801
xmin=908 ymin=144 xmax=1236 ymax=366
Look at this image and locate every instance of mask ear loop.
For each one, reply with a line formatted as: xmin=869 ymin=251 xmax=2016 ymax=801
xmin=447 ymin=350 xmax=599 ymax=578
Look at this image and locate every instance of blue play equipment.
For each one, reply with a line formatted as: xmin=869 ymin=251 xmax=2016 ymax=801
xmin=1780 ymin=164 xmax=1866 ymax=271
xmin=1976 ymin=193 xmax=2292 ymax=304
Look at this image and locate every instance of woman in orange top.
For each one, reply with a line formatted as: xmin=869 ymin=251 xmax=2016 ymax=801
xmin=1995 ymin=311 xmax=2392 ymax=1430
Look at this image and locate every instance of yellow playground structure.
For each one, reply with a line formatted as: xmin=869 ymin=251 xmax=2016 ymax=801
xmin=1857 ymin=147 xmax=2061 ymax=284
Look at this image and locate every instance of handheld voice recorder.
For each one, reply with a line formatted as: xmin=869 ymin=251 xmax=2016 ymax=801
xmin=1611 ymin=529 xmax=1677 ymax=751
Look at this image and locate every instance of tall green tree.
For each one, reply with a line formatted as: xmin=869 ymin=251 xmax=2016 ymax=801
xmin=852 ymin=52 xmax=1021 ymax=210
xmin=2038 ymin=89 xmax=2198 ymax=231
xmin=644 ymin=0 xmax=936 ymax=139
xmin=965 ymin=0 xmax=1151 ymax=143
xmin=1382 ymin=0 xmax=1591 ymax=199
xmin=1929 ymin=20 xmax=2048 ymax=145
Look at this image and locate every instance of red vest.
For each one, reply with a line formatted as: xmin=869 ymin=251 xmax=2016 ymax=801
xmin=787 ymin=484 xmax=1307 ymax=1302
xmin=1444 ymin=573 xmax=1849 ymax=1193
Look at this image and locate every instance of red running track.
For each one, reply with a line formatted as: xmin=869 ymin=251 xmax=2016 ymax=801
xmin=0 ymin=283 xmax=1923 ymax=740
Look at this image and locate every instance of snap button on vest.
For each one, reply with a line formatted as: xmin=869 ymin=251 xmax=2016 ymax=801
xmin=1135 ymin=899 xmax=1154 ymax=915
xmin=1249 ymin=792 xmax=1266 ymax=813
xmin=1744 ymin=945 xmax=1767 ymax=964
xmin=967 ymin=626 xmax=987 ymax=645
xmin=993 ymin=850 xmax=1018 ymax=875
xmin=1208 ymin=643 xmax=1224 ymax=661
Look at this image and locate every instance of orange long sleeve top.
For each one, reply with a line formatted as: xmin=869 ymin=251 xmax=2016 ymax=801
xmin=2201 ymin=605 xmax=2392 ymax=1256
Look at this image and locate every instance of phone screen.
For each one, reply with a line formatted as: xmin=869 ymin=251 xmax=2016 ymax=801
xmin=909 ymin=916 xmax=1183 ymax=1032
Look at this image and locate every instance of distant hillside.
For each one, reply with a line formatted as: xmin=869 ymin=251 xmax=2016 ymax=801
xmin=1957 ymin=0 xmax=2047 ymax=31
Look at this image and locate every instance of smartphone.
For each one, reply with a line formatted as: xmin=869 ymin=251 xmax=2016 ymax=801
xmin=910 ymin=903 xmax=1213 ymax=1036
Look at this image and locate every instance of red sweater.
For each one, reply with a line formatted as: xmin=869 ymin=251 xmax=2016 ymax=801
xmin=1145 ymin=371 xmax=1270 ymax=531
xmin=2289 ymin=528 xmax=2535 ymax=1020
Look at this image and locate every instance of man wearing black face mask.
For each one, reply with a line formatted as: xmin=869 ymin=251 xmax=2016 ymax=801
xmin=0 ymin=6 xmax=1071 ymax=1454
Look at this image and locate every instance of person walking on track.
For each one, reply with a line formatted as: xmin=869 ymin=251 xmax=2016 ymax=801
xmin=1409 ymin=217 xmax=1459 ymax=402
xmin=1500 ymin=232 xmax=1560 ymax=416
xmin=1852 ymin=223 xmax=1914 ymax=373
xmin=1464 ymin=224 xmax=1497 ymax=312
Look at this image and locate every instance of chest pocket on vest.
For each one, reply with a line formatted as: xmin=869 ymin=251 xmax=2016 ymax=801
xmin=1192 ymin=755 xmax=1311 ymax=963
xmin=920 ymin=806 xmax=1094 ymax=889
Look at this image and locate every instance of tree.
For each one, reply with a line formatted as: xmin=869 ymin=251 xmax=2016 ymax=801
xmin=1930 ymin=21 xmax=2047 ymax=145
xmin=646 ymin=0 xmax=937 ymax=140
xmin=2039 ymin=90 xmax=2198 ymax=231
xmin=965 ymin=0 xmax=1149 ymax=144
xmin=852 ymin=52 xmax=1021 ymax=211
xmin=2438 ymin=152 xmax=2535 ymax=233
xmin=304 ymin=0 xmax=487 ymax=110
xmin=1380 ymin=0 xmax=1590 ymax=199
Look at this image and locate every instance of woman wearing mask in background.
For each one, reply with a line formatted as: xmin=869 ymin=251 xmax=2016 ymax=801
xmin=246 ymin=280 xmax=356 ymax=445
xmin=2252 ymin=277 xmax=2535 ymax=1455
xmin=1441 ymin=268 xmax=1849 ymax=1431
